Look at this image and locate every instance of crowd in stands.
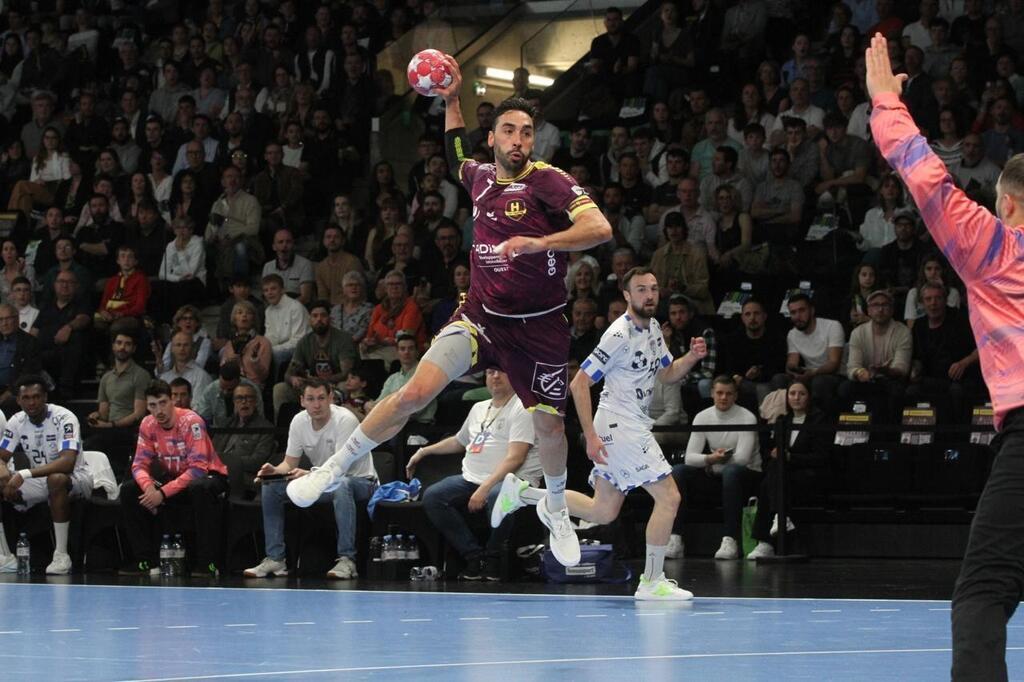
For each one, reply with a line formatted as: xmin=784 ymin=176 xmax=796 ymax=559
xmin=0 ymin=0 xmax=1020 ymax=576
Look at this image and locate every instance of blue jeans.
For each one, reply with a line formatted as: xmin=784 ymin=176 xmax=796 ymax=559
xmin=261 ymin=476 xmax=376 ymax=560
xmin=671 ymin=462 xmax=761 ymax=541
xmin=422 ymin=474 xmax=514 ymax=559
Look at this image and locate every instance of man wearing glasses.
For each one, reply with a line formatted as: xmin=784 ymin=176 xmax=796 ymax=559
xmin=213 ymin=383 xmax=274 ymax=501
xmin=838 ymin=289 xmax=913 ymax=422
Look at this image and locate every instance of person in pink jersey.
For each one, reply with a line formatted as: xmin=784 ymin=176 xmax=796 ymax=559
xmin=867 ymin=32 xmax=1024 ymax=681
xmin=120 ymin=379 xmax=229 ymax=577
xmin=286 ymin=54 xmax=612 ymax=568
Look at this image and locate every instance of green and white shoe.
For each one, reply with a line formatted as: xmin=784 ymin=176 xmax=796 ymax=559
xmin=490 ymin=472 xmax=529 ymax=528
xmin=634 ymin=573 xmax=694 ymax=601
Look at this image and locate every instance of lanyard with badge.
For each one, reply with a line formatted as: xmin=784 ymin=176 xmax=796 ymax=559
xmin=468 ymin=402 xmax=502 ymax=454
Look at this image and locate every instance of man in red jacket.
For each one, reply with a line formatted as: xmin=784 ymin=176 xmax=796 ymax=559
xmin=119 ymin=380 xmax=228 ymax=577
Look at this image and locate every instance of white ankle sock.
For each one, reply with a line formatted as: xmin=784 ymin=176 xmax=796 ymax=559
xmin=54 ymin=521 xmax=69 ymax=555
xmin=328 ymin=425 xmax=379 ymax=474
xmin=543 ymin=472 xmax=567 ymax=510
xmin=520 ymin=485 xmax=545 ymax=505
xmin=644 ymin=544 xmax=666 ymax=581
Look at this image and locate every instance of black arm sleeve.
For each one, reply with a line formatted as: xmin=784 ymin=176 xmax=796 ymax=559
xmin=445 ymin=126 xmax=472 ymax=173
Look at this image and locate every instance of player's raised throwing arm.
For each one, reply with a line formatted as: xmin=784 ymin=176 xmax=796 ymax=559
xmin=436 ymin=55 xmax=471 ymax=171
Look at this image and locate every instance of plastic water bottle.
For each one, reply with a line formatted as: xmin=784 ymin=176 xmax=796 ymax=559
xmin=171 ymin=534 xmax=185 ymax=576
xmin=395 ymin=534 xmax=406 ymax=560
xmin=382 ymin=535 xmax=395 ymax=561
xmin=15 ymin=532 xmax=29 ymax=576
xmin=410 ymin=565 xmax=438 ymax=581
xmin=159 ymin=534 xmax=172 ymax=577
xmin=407 ymin=535 xmax=420 ymax=562
xmin=369 ymin=537 xmax=382 ymax=563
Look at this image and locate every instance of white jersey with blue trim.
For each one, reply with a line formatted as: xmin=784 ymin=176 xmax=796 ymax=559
xmin=579 ymin=313 xmax=673 ymax=427
xmin=0 ymin=405 xmax=83 ymax=469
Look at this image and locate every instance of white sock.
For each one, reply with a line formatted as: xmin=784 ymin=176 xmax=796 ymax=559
xmin=520 ymin=485 xmax=545 ymax=505
xmin=543 ymin=472 xmax=567 ymax=511
xmin=644 ymin=544 xmax=667 ymax=581
xmin=54 ymin=521 xmax=69 ymax=555
xmin=327 ymin=425 xmax=379 ymax=474
xmin=0 ymin=523 xmax=9 ymax=555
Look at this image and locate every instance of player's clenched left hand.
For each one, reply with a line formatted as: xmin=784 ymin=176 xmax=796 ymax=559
xmin=494 ymin=236 xmax=545 ymax=259
xmin=688 ymin=337 xmax=708 ymax=360
xmin=584 ymin=430 xmax=608 ymax=465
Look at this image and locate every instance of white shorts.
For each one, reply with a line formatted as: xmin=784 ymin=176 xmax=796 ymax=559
xmin=588 ymin=410 xmax=672 ymax=493
xmin=14 ymin=469 xmax=94 ymax=509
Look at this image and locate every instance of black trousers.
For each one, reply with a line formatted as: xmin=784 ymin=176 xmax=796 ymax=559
xmin=952 ymin=408 xmax=1024 ymax=681
xmin=120 ymin=475 xmax=228 ymax=568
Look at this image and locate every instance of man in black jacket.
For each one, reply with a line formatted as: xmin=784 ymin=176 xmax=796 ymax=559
xmin=0 ymin=303 xmax=41 ymax=414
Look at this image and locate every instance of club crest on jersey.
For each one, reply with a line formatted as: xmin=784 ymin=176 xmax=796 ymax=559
xmin=531 ymin=362 xmax=567 ymax=401
xmin=63 ymin=422 xmax=74 ymax=437
xmin=505 ymin=199 xmax=527 ymax=220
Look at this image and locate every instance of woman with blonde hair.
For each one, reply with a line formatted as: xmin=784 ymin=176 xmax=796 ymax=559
xmin=220 ymin=299 xmax=272 ymax=386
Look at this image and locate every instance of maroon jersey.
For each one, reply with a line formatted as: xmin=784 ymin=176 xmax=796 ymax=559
xmin=458 ymin=160 xmax=597 ymax=316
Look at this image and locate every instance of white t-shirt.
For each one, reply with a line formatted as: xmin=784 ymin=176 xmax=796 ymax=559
xmin=787 ymin=317 xmax=845 ymax=371
xmin=770 ymin=104 xmax=825 ymax=136
xmin=0 ymin=405 xmax=82 ymax=470
xmin=455 ymin=396 xmax=541 ymax=486
xmin=262 ymin=255 xmax=315 ymax=298
xmin=286 ymin=404 xmax=376 ymax=479
xmin=581 ymin=313 xmax=672 ymax=428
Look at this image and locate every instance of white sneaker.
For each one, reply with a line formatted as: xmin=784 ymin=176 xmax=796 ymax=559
xmin=536 ymin=496 xmax=580 ymax=567
xmin=326 ymin=556 xmax=357 ymax=580
xmin=770 ymin=514 xmax=796 ymax=537
xmin=635 ymin=573 xmax=694 ymax=601
xmin=243 ymin=557 xmax=288 ymax=578
xmin=714 ymin=537 xmax=740 ymax=560
xmin=286 ymin=466 xmax=340 ymax=508
xmin=665 ymin=534 xmax=684 ymax=559
xmin=491 ymin=473 xmax=528 ymax=528
xmin=45 ymin=551 xmax=71 ymax=575
xmin=746 ymin=541 xmax=776 ymax=561
xmin=0 ymin=553 xmax=16 ymax=573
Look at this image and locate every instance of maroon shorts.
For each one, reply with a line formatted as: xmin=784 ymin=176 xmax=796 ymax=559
xmin=442 ymin=299 xmax=570 ymax=414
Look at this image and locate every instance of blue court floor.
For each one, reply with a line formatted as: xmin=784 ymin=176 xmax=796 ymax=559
xmin=1 ymin=583 xmax=1020 ymax=681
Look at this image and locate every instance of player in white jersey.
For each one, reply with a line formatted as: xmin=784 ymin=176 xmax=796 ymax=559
xmin=492 ymin=267 xmax=706 ymax=600
xmin=0 ymin=375 xmax=91 ymax=574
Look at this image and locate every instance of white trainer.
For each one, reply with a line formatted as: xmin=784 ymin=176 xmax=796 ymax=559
xmin=45 ymin=551 xmax=71 ymax=575
xmin=635 ymin=573 xmax=694 ymax=601
xmin=714 ymin=536 xmax=740 ymax=560
xmin=0 ymin=553 xmax=16 ymax=573
xmin=746 ymin=541 xmax=776 ymax=561
xmin=770 ymin=514 xmax=796 ymax=537
xmin=327 ymin=556 xmax=358 ymax=580
xmin=286 ymin=466 xmax=339 ymax=507
xmin=536 ymin=496 xmax=580 ymax=567
xmin=665 ymin=534 xmax=685 ymax=559
xmin=491 ymin=473 xmax=528 ymax=528
xmin=243 ymin=557 xmax=289 ymax=578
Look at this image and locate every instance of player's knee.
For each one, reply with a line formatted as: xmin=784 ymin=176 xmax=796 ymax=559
xmin=590 ymin=505 xmax=620 ymax=525
xmin=532 ymin=413 xmax=565 ymax=440
xmin=394 ymin=382 xmax=434 ymax=414
xmin=47 ymin=472 xmax=69 ymax=493
xmin=660 ymin=483 xmax=681 ymax=512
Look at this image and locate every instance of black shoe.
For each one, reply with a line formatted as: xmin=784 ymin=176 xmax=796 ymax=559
xmin=119 ymin=560 xmax=157 ymax=576
xmin=482 ymin=554 xmax=502 ymax=582
xmin=458 ymin=557 xmax=483 ymax=581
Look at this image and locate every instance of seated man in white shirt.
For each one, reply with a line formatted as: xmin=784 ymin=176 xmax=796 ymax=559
xmin=262 ymin=273 xmax=310 ymax=369
xmin=158 ymin=331 xmax=213 ymax=396
xmin=408 ymin=368 xmax=542 ymax=581
xmin=669 ymin=375 xmax=760 ymax=560
xmin=247 ymin=379 xmax=377 ymax=580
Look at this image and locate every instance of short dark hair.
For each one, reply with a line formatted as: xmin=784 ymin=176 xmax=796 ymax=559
xmin=145 ymin=379 xmax=172 ymax=399
xmin=219 ymin=360 xmax=241 ymax=381
xmin=717 ymin=146 xmax=738 ymax=168
xmin=769 ymin=146 xmax=791 ymax=162
xmin=787 ymin=293 xmax=813 ymax=308
xmin=309 ymin=299 xmax=332 ymax=316
xmin=712 ymin=375 xmax=736 ymax=389
xmin=261 ymin=273 xmax=284 ymax=288
xmin=492 ymin=97 xmax=536 ymax=129
xmin=16 ymin=374 xmax=48 ymax=395
xmin=169 ymin=377 xmax=192 ymax=396
xmin=11 ymin=276 xmax=30 ymax=289
xmin=782 ymin=116 xmax=807 ymax=131
xmin=301 ymin=377 xmax=332 ymax=396
xmin=742 ymin=123 xmax=766 ymax=138
xmin=621 ymin=266 xmax=656 ymax=290
xmin=395 ymin=330 xmax=418 ymax=345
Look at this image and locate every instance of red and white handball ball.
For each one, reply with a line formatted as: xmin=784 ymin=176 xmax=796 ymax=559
xmin=407 ymin=49 xmax=453 ymax=97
